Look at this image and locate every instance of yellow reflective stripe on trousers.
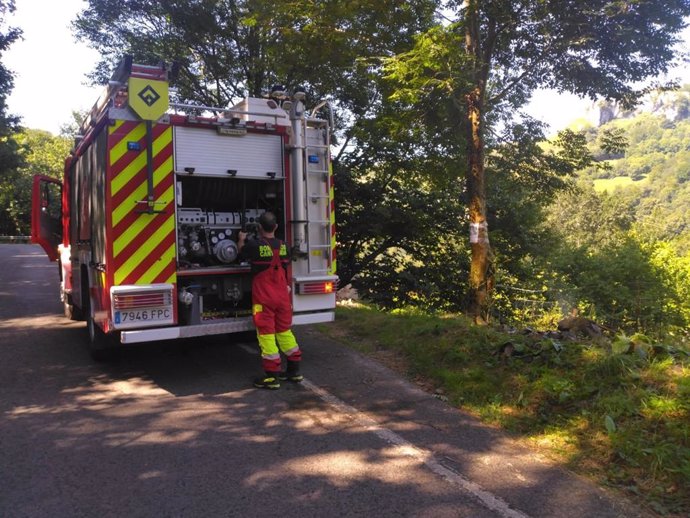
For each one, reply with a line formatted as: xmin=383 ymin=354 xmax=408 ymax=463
xmin=258 ymin=333 xmax=279 ymax=356
xmin=276 ymin=330 xmax=298 ymax=353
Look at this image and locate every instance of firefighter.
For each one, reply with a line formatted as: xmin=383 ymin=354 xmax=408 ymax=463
xmin=238 ymin=212 xmax=303 ymax=389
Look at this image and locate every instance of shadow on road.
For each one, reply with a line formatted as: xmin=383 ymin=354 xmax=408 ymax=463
xmin=0 ymin=244 xmax=650 ymax=518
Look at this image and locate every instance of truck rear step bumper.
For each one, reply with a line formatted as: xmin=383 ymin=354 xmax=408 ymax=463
xmin=119 ymin=311 xmax=334 ymax=344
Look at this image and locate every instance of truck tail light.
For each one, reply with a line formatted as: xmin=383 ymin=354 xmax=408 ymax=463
xmin=113 ymin=290 xmax=172 ymax=310
xmin=296 ymin=281 xmax=335 ymax=295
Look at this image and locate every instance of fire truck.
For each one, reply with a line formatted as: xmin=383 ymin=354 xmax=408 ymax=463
xmin=31 ymin=57 xmax=337 ymax=359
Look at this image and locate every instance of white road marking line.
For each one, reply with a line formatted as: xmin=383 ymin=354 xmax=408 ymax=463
xmin=238 ymin=343 xmax=259 ymax=355
xmin=238 ymin=341 xmax=528 ymax=517
xmin=302 ymin=379 xmax=530 ymax=518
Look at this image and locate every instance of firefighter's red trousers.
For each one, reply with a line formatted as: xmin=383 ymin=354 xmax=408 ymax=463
xmin=252 ymin=249 xmax=301 ymax=373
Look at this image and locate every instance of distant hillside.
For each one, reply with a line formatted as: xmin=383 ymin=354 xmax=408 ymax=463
xmin=572 ymin=87 xmax=690 ymax=253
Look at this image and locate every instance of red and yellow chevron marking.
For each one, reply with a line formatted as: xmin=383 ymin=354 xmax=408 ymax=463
xmin=108 ymin=120 xmax=176 ymax=286
xmin=328 ymin=160 xmax=337 ymax=276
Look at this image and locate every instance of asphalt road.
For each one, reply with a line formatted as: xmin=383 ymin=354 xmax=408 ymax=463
xmin=0 ymin=244 xmax=650 ymax=518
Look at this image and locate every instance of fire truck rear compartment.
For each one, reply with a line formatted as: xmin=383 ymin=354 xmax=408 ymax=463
xmin=175 ymin=175 xmax=285 ymax=325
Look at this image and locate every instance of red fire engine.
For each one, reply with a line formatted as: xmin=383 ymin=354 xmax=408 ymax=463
xmin=32 ymin=57 xmax=337 ymax=359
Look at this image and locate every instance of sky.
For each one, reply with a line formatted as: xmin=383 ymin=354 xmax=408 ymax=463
xmin=5 ymin=0 xmax=101 ymax=135
xmin=4 ymin=0 xmax=690 ymax=136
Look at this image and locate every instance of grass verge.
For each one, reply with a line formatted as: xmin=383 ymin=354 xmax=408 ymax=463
xmin=318 ymin=303 xmax=690 ymax=517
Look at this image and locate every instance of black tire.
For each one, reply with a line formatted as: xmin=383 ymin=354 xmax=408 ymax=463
xmin=86 ymin=309 xmax=116 ymax=362
xmin=83 ymin=276 xmax=115 ymax=362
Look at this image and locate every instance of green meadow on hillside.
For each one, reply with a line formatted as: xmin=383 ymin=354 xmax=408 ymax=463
xmin=593 ymin=175 xmax=649 ymax=192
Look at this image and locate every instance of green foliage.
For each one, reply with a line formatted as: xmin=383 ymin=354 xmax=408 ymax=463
xmin=73 ymin=1 xmax=690 ymax=332
xmin=515 ymin=105 xmax=690 ymax=336
xmin=0 ymin=0 xmax=24 ymax=235
xmin=340 ymin=113 xmax=615 ymax=313
xmin=59 ymin=110 xmax=88 ymax=139
xmin=0 ymin=1 xmax=20 ymax=125
xmin=17 ymin=129 xmax=71 ymax=180
xmin=75 ymin=0 xmax=437 ymax=104
xmin=324 ymin=304 xmax=690 ymax=515
xmin=593 ymin=176 xmax=649 ymax=191
xmin=647 ymin=241 xmax=690 ymax=327
xmin=596 ymin=127 xmax=628 ymax=160
xmin=549 ymin=236 xmax=684 ymax=332
xmin=585 ymin=110 xmax=690 ymax=254
xmin=384 ymin=24 xmax=472 ymax=118
xmin=75 ymin=0 xmax=455 ymax=309
xmin=2 ymin=129 xmax=71 ymax=235
xmin=534 ymin=164 xmax=690 ymax=335
xmin=380 ymin=0 xmax=690 ymax=317
xmin=335 ymin=142 xmax=469 ymax=309
xmin=486 ymin=126 xmax=613 ymax=302
xmin=604 ymin=415 xmax=617 ymax=434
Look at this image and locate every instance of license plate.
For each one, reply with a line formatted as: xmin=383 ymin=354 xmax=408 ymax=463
xmin=114 ymin=308 xmax=172 ymax=324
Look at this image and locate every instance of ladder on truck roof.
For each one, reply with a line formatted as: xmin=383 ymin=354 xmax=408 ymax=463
xmin=300 ymin=114 xmax=334 ymax=275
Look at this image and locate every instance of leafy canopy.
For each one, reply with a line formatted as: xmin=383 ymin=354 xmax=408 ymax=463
xmin=0 ymin=0 xmax=24 ymax=235
xmin=74 ymin=0 xmax=436 ymax=107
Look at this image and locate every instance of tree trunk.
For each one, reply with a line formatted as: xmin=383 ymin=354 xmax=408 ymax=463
xmin=464 ymin=0 xmax=493 ymax=324
xmin=464 ymin=88 xmax=492 ymax=324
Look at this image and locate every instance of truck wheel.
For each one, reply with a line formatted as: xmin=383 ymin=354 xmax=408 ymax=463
xmin=86 ymin=309 xmax=115 ymax=362
xmin=82 ymin=277 xmax=114 ymax=361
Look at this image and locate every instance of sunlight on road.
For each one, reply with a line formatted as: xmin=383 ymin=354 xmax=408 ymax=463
xmin=247 ymin=447 xmax=436 ymax=490
xmin=5 ymin=376 xmax=173 ymax=419
xmin=64 ymin=377 xmax=172 ymax=399
xmin=0 ymin=315 xmax=75 ymax=330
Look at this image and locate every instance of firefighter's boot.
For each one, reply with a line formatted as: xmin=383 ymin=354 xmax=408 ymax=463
xmin=278 ymin=361 xmax=303 ymax=383
xmin=253 ymin=372 xmax=281 ymax=389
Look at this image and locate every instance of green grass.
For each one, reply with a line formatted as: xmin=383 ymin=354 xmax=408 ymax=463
xmin=319 ymin=303 xmax=690 ymax=516
xmin=593 ymin=175 xmax=649 ymax=192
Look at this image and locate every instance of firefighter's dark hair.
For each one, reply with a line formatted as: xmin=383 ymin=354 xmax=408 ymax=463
xmin=258 ymin=211 xmax=278 ymax=232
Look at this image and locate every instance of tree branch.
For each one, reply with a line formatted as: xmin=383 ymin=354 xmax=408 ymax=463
xmin=335 ymin=134 xmax=352 ymax=163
